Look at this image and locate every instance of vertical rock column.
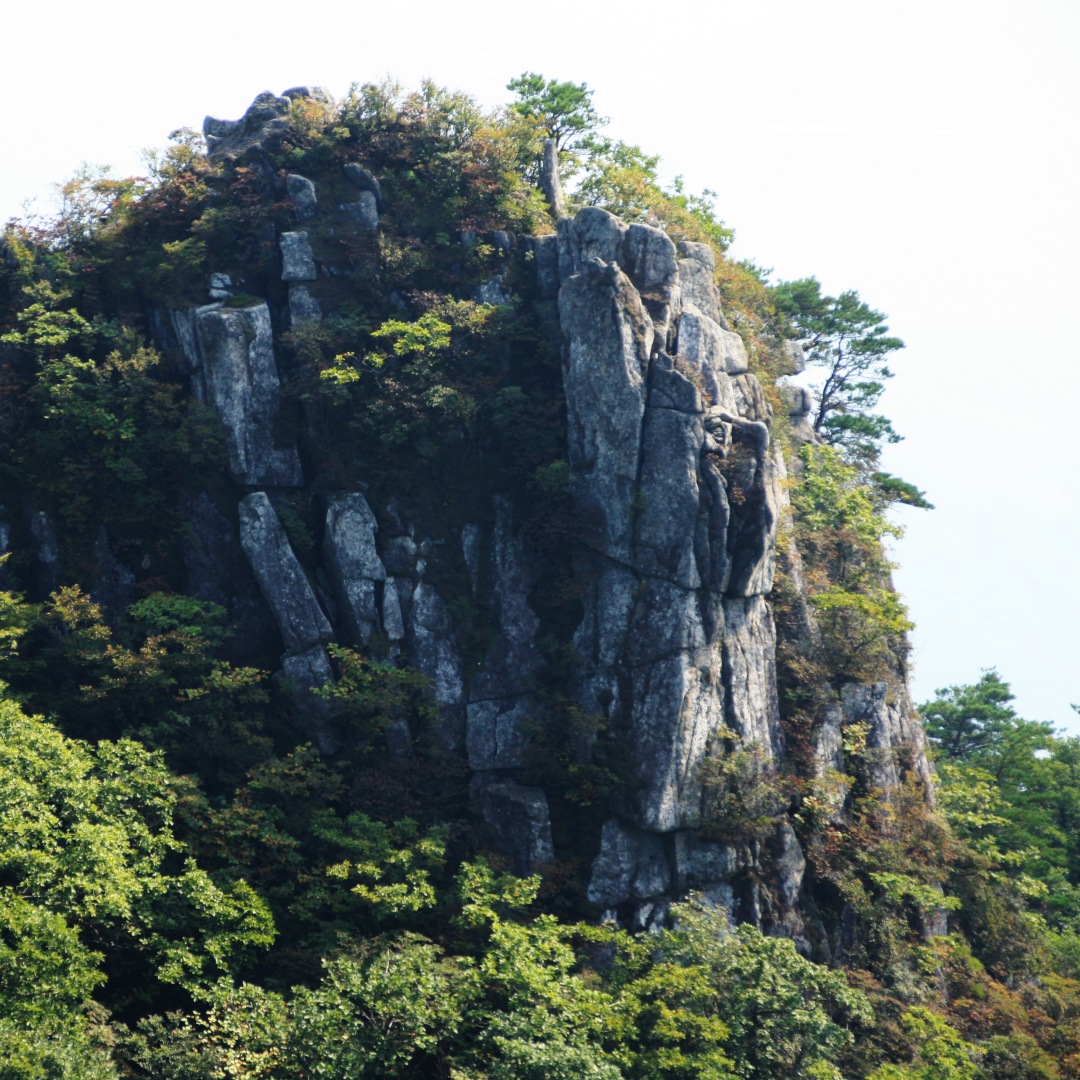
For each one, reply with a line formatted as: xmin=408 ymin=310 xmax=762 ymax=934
xmin=551 ymin=207 xmax=791 ymax=929
xmin=239 ymin=492 xmax=337 ymax=752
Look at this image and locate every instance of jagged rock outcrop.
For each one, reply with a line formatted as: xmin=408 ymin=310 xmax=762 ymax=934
xmin=203 ymin=87 xmax=333 ymax=161
xmin=239 ymin=492 xmax=337 ymax=751
xmin=323 ymin=493 xmax=386 ymax=647
xmin=166 ymin=301 xmax=303 ymax=487
xmin=136 ymin=156 xmax=933 ymax=947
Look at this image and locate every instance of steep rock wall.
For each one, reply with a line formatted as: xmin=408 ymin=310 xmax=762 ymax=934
xmin=135 ymin=130 xmax=933 ymax=948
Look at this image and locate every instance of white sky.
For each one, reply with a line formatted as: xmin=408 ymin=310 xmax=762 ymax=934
xmin=3 ymin=0 xmax=1078 ymax=727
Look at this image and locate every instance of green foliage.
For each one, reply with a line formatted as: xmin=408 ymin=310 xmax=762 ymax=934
xmin=771 ymin=278 xmax=907 ymax=472
xmin=869 ymin=1009 xmax=978 ymax=1080
xmin=923 ymin=672 xmax=1080 ymax=938
xmin=791 ymin=446 xmax=912 ymax=681
xmin=651 ymin=907 xmax=871 ymax=1080
xmin=0 ymin=283 xmax=225 ymax=549
xmin=573 ymin=137 xmax=733 ymax=250
xmin=507 ymin=73 xmax=603 ymax=151
xmin=7 ymin=71 xmax=1076 ymax=1080
xmin=0 ymin=1015 xmax=119 ymax=1080
xmin=921 ymin=670 xmax=1026 ymax=762
xmin=0 ymin=686 xmax=273 ymax=1024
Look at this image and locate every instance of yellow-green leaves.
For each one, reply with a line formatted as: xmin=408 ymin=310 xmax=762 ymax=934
xmin=318 ymin=813 xmax=448 ymax=916
xmin=371 ymin=312 xmax=452 ymax=356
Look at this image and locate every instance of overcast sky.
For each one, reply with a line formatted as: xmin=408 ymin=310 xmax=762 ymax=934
xmin=4 ymin=0 xmax=1078 ymax=727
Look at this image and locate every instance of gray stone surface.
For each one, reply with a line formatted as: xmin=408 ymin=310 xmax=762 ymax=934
xmin=676 ymin=301 xmax=748 ymax=387
xmin=530 ymin=233 xmax=560 ymax=300
xmin=280 ymin=232 xmax=317 ymax=281
xmin=473 ymin=277 xmax=512 ymax=305
xmin=676 ymin=241 xmax=730 ymax=329
xmin=467 ymin=697 xmax=532 ymax=771
xmin=466 ymin=498 xmax=544 ymax=770
xmin=840 ymin=681 xmax=935 ymax=799
xmin=323 ymin=493 xmax=386 ymax=646
xmin=189 ymin=302 xmax=304 ymax=487
xmin=783 ymin=385 xmax=819 ymax=446
xmin=282 ymin=86 xmax=334 ymax=105
xmin=672 ymin=831 xmax=746 ymax=890
xmin=722 ymin=595 xmax=782 ymax=755
xmin=285 ymin=174 xmax=317 ymax=221
xmin=238 ymin=492 xmax=333 ymax=654
xmin=559 ymin=258 xmax=651 ymax=563
xmin=203 ymin=91 xmax=292 ymax=160
xmin=339 ymin=191 xmax=379 ymax=231
xmin=381 ymin=576 xmax=405 ymax=641
xmin=343 ymin=164 xmax=386 ymax=213
xmin=781 ymin=339 xmax=806 ymax=374
xmin=476 ymin=780 xmax=555 ymax=876
xmin=405 ymin=579 xmax=465 ymax=752
xmin=288 ymin=284 xmax=321 ymax=327
xmin=588 ymin=818 xmax=671 ymax=906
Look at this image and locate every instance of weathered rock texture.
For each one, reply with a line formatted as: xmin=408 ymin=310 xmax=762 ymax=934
xmin=239 ymin=492 xmax=337 ymax=751
xmin=137 ymin=160 xmax=932 ymax=955
xmin=167 ymin=302 xmax=303 ymax=487
xmin=541 ymin=207 xmax=929 ymax=947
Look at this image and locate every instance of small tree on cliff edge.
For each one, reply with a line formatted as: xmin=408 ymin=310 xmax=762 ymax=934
xmin=507 ymin=72 xmax=603 ymax=153
xmin=771 ymin=277 xmax=931 ymax=507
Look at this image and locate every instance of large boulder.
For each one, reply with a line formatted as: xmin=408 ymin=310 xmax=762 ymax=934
xmin=280 ymin=232 xmax=317 ymax=281
xmin=184 ymin=302 xmax=304 ymax=487
xmin=285 ymin=174 xmax=317 ymax=221
xmin=588 ymin=818 xmax=671 ymax=907
xmin=323 ymin=493 xmax=386 ymax=646
xmin=343 ymin=164 xmax=385 ymax=213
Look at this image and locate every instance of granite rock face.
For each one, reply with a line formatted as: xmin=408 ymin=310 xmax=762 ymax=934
xmin=135 ymin=184 xmax=932 ymax=948
xmin=555 ymin=210 xmax=782 ymax=841
xmin=171 ymin=302 xmax=304 ymax=487
xmin=323 ymin=494 xmax=386 ymax=647
xmin=466 ymin=498 xmax=544 ymax=772
xmin=239 ymin=493 xmax=333 ymax=654
xmin=280 ymin=232 xmax=317 ymax=281
xmin=534 ymin=207 xmax=930 ymax=943
xmin=239 ymin=492 xmax=337 ymax=751
xmin=285 ymin=174 xmax=317 ymax=221
xmin=475 ymin=780 xmax=555 ymax=876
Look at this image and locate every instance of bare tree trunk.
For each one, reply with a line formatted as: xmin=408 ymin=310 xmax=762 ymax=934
xmin=540 ymin=138 xmax=565 ymax=219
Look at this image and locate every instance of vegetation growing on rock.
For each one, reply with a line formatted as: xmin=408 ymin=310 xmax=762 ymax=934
xmin=0 ymin=75 xmax=1075 ymax=1080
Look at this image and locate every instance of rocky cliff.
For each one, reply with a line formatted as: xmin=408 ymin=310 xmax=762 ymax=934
xmin=4 ymin=87 xmax=935 ymax=963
